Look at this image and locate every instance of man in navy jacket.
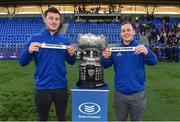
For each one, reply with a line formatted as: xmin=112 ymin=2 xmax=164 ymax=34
xmin=19 ymin=7 xmax=76 ymax=121
xmin=101 ymin=21 xmax=157 ymax=121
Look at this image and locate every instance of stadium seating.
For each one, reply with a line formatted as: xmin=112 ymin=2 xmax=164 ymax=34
xmin=66 ymin=21 xmax=121 ymax=43
xmin=0 ymin=17 xmax=142 ymax=53
xmin=0 ymin=17 xmax=44 ymax=59
xmin=0 ymin=16 xmax=179 ymax=60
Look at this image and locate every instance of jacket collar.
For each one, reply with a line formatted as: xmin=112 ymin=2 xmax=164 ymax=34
xmin=121 ymin=39 xmax=139 ymax=47
xmin=42 ymin=27 xmax=59 ymax=37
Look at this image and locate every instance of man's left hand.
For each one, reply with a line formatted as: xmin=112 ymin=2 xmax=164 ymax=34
xmin=135 ymin=45 xmax=148 ymax=55
xmin=67 ymin=45 xmax=76 ymax=56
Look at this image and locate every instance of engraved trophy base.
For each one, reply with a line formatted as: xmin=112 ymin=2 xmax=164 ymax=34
xmin=76 ymin=80 xmax=106 ymax=88
xmin=77 ymin=63 xmax=106 ymax=88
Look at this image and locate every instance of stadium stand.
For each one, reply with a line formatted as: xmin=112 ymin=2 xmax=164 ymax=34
xmin=66 ymin=21 xmax=121 ymax=43
xmin=0 ymin=17 xmax=44 ymax=59
xmin=0 ymin=16 xmax=179 ymax=61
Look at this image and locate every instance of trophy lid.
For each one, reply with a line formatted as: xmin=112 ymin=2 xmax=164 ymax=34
xmin=78 ymin=33 xmax=107 ymax=50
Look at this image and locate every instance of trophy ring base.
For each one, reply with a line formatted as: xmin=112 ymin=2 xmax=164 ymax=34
xmin=76 ymin=80 xmax=107 ymax=88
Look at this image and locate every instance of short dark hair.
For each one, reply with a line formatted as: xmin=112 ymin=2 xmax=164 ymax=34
xmin=44 ymin=7 xmax=62 ymax=29
xmin=44 ymin=7 xmax=61 ymax=18
xmin=121 ymin=21 xmax=135 ymax=30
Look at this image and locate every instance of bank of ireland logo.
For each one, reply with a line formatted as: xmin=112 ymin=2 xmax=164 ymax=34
xmin=79 ymin=102 xmax=101 ymax=114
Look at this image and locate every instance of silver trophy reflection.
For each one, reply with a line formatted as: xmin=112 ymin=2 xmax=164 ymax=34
xmin=77 ymin=33 xmax=107 ymax=88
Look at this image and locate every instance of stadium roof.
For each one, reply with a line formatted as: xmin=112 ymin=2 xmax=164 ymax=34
xmin=1 ymin=0 xmax=180 ymax=6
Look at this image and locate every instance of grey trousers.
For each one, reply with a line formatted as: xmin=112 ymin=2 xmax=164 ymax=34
xmin=114 ymin=90 xmax=146 ymax=121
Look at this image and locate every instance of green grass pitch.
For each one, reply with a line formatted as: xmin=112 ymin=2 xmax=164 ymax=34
xmin=0 ymin=60 xmax=180 ymax=121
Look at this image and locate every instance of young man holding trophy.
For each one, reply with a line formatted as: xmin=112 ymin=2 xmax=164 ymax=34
xmin=18 ymin=7 xmax=76 ymax=121
xmin=101 ymin=21 xmax=158 ymax=121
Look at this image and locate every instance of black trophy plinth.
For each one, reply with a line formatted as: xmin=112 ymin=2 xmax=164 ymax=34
xmin=77 ymin=64 xmax=106 ymax=88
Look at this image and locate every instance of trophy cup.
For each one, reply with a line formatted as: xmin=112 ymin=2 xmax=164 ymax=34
xmin=77 ymin=33 xmax=107 ymax=88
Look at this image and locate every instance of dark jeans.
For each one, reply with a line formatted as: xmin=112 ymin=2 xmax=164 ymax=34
xmin=172 ymin=46 xmax=179 ymax=62
xmin=35 ymin=88 xmax=68 ymax=121
xmin=165 ymin=47 xmax=173 ymax=62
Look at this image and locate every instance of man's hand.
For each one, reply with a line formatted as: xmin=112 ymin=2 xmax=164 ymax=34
xmin=102 ymin=48 xmax=111 ymax=59
xmin=135 ymin=45 xmax=148 ymax=55
xmin=29 ymin=42 xmax=41 ymax=54
xmin=67 ymin=45 xmax=76 ymax=56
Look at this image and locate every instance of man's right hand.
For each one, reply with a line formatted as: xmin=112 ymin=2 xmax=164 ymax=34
xmin=102 ymin=48 xmax=111 ymax=59
xmin=29 ymin=42 xmax=42 ymax=54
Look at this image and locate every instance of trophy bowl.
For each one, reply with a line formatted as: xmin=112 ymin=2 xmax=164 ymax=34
xmin=77 ymin=33 xmax=107 ymax=88
xmin=78 ymin=33 xmax=107 ymax=50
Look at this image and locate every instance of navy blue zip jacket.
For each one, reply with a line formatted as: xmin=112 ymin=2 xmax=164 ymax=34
xmin=18 ymin=28 xmax=76 ymax=90
xmin=101 ymin=40 xmax=157 ymax=95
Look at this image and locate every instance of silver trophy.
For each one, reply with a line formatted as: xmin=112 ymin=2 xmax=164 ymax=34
xmin=77 ymin=33 xmax=107 ymax=88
